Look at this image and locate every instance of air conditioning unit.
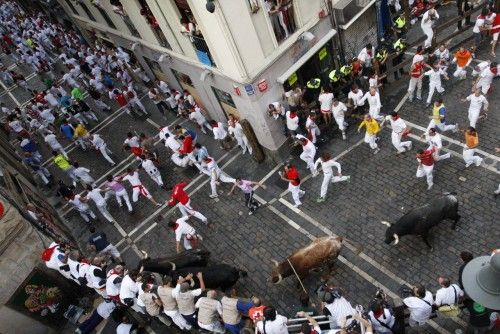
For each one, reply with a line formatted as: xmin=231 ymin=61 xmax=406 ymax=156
xmin=333 ymin=0 xmax=370 ymax=25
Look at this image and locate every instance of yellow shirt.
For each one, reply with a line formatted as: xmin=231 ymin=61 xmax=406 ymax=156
xmin=358 ymin=119 xmax=380 ymax=135
xmin=74 ymin=124 xmax=88 ymax=138
xmin=53 ymin=155 xmax=71 ymax=171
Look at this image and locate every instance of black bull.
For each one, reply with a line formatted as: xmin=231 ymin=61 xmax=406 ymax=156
xmin=383 ymin=193 xmax=460 ymax=249
xmin=138 ymin=249 xmax=210 ymax=275
xmin=170 ymin=264 xmax=248 ymax=290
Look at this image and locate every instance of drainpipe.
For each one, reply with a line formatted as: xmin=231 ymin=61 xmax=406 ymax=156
xmin=327 ymin=0 xmax=346 ymax=65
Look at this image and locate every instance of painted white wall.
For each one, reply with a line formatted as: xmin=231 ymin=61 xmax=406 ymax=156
xmin=120 ymin=0 xmax=158 ymax=45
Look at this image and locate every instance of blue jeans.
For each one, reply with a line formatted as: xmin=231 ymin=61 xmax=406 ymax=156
xmin=224 ymin=320 xmax=243 ymax=334
xmin=78 ymin=310 xmax=103 ymax=334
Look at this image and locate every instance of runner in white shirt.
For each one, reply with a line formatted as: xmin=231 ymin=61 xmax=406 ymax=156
xmin=462 ymin=89 xmax=489 ymax=128
xmin=90 ymin=133 xmax=116 ymax=166
xmin=140 ymin=155 xmax=164 ymax=187
xmin=358 ymin=87 xmax=383 ymax=121
xmin=314 ymin=151 xmax=350 ymax=202
xmin=119 ymin=272 xmax=145 ymax=314
xmin=123 ymin=132 xmax=140 ymax=149
xmin=318 ymin=88 xmax=334 ymax=124
xmin=201 ymin=156 xmax=235 ymax=198
xmin=421 ymin=128 xmax=451 ymax=161
xmin=382 ymin=112 xmax=412 ymax=153
xmin=84 ymin=185 xmax=115 ymax=223
xmin=331 ymin=99 xmax=349 ymax=140
xmin=121 ymin=168 xmax=162 ymax=206
xmin=304 ymin=113 xmax=320 ymax=144
xmin=163 ymin=132 xmax=181 ymax=152
xmin=421 ymin=8 xmax=439 ymax=48
xmin=228 ymin=115 xmax=252 ymax=154
xmin=285 ymin=110 xmax=299 ymax=136
xmin=167 ymin=216 xmax=202 ymax=253
xmin=296 ymin=135 xmax=317 ymax=176
xmin=473 ymin=62 xmax=498 ymax=94
xmin=424 ymin=65 xmax=449 ymax=106
xmin=68 ymin=194 xmax=96 ymax=223
xmin=189 ymin=107 xmax=212 ymax=135
xmin=347 ymin=85 xmax=365 ymax=114
xmin=72 ymin=162 xmax=96 ymax=187
xmin=44 ymin=132 xmax=69 ymax=158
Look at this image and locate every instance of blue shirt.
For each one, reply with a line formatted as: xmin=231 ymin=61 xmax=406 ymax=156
xmin=236 ymin=300 xmax=253 ymax=314
xmin=88 ymin=232 xmax=110 ymax=252
xmin=60 ymin=124 xmax=74 ymax=140
xmin=24 ymin=156 xmax=42 ymax=170
xmin=21 ymin=139 xmax=38 ymax=153
xmin=59 ymin=95 xmax=71 ymax=108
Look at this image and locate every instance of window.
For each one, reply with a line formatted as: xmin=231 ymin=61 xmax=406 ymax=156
xmin=171 ymin=69 xmax=194 ymax=87
xmin=96 ymin=6 xmax=117 ymax=29
xmin=122 ymin=16 xmax=141 ymax=37
xmin=173 ymin=0 xmax=216 ymax=67
xmin=137 ymin=0 xmax=171 ymax=48
xmin=264 ymin=0 xmax=297 ymax=43
xmin=64 ymin=0 xmax=79 ymax=15
xmin=212 ymin=87 xmax=236 ymax=108
xmin=79 ymin=2 xmax=96 ymax=21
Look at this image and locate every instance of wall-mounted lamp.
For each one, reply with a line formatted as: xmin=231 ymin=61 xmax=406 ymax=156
xmin=206 ymin=0 xmax=215 ymax=13
xmin=158 ymin=54 xmax=172 ymax=63
xmin=200 ymin=68 xmax=214 ymax=82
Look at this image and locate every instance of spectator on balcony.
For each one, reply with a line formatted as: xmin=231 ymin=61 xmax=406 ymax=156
xmin=180 ymin=17 xmax=199 ymax=43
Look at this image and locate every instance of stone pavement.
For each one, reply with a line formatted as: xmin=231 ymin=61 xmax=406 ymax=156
xmin=2 ymin=32 xmax=498 ymax=334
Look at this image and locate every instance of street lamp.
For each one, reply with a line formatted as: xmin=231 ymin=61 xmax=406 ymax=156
xmin=206 ymin=0 xmax=215 ymax=13
xmin=462 ymin=250 xmax=500 ymax=310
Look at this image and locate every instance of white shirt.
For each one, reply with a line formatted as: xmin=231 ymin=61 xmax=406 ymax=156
xmin=69 ymin=195 xmax=88 ymax=210
xmin=412 ymin=53 xmax=424 ymax=65
xmin=421 ymin=10 xmax=439 ymax=29
xmin=435 ymin=284 xmax=464 ymax=306
xmin=348 ymin=89 xmax=364 ymax=107
xmin=189 ymin=107 xmax=207 ymax=124
xmin=158 ymin=81 xmax=169 ymax=93
xmin=228 ymin=122 xmax=245 ymax=138
xmin=358 ymin=47 xmax=375 ymax=66
xmin=116 ymin=323 xmax=133 ymax=334
xmin=124 ymin=136 xmax=140 ymax=148
xmin=466 ymin=94 xmax=488 ymax=111
xmin=271 ymin=102 xmax=285 ymax=119
xmin=159 ymin=126 xmax=173 ymax=141
xmin=174 ymin=216 xmax=196 ymax=242
xmin=318 ymin=92 xmax=334 ymax=111
xmin=296 ymin=135 xmax=316 ymax=158
xmin=9 ymin=120 xmax=24 ymax=132
xmin=424 ymin=69 xmax=445 ymax=84
xmin=74 ymin=167 xmax=94 ymax=184
xmin=473 ymin=16 xmax=485 ymax=33
xmin=359 ymin=92 xmax=381 ymax=109
xmin=368 ymin=309 xmax=395 ymax=334
xmin=324 ymin=297 xmax=355 ymax=329
xmin=315 ymin=158 xmax=341 ymax=175
xmin=44 ymin=133 xmax=60 ymax=148
xmin=425 ymin=133 xmax=443 ymax=149
xmin=256 ymin=314 xmax=289 ymax=334
xmin=122 ymin=172 xmax=142 ymax=187
xmin=88 ymin=188 xmax=106 ymax=206
xmin=119 ymin=275 xmax=138 ymax=302
xmin=403 ymin=291 xmax=433 ymax=323
xmin=91 ymin=135 xmax=106 ymax=149
xmin=331 ymin=102 xmax=347 ymax=118
xmin=478 ymin=67 xmax=496 ymax=87
xmin=106 ymin=272 xmax=122 ymax=297
xmin=386 ymin=116 xmax=407 ymax=134
xmin=141 ymin=159 xmax=158 ymax=173
xmin=285 ymin=111 xmax=299 ymax=130
xmin=165 ymin=136 xmax=181 ymax=151
xmin=212 ymin=122 xmax=227 ymax=139
xmin=40 ymin=109 xmax=55 ymax=123
xmin=96 ymin=301 xmax=116 ymax=318
xmin=44 ymin=93 xmax=59 ymax=107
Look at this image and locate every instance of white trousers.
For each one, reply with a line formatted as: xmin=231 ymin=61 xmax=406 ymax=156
xmin=300 ymin=152 xmax=317 ymax=174
xmin=468 ymin=109 xmax=480 ymax=128
xmin=334 ymin=114 xmax=346 ymax=131
xmin=178 ymin=200 xmax=207 ymax=223
xmin=463 ymin=147 xmax=483 ymax=167
xmin=391 ymin=131 xmax=411 ymax=153
xmin=235 ymin=134 xmax=253 ymax=154
xmin=171 ymin=152 xmax=190 ymax=167
xmin=93 ymin=99 xmax=110 ymax=110
xmin=164 ymin=309 xmax=191 ymax=331
xmin=132 ymin=184 xmax=152 ymax=202
xmin=453 ymin=66 xmax=467 ymax=78
xmin=368 ymin=105 xmax=383 ymax=121
xmin=210 ymin=170 xmax=235 ymax=196
xmin=422 ymin=26 xmax=434 ymax=48
xmin=198 ymin=321 xmax=225 ymax=333
xmin=130 ymin=97 xmax=146 ymax=113
xmin=320 ymin=173 xmax=350 ymax=198
xmin=52 ymin=143 xmax=69 ymax=159
xmin=98 ymin=145 xmax=115 ymax=165
xmin=408 ymin=76 xmax=423 ymax=99
xmin=427 ymin=119 xmax=456 ymax=132
xmin=147 ymin=169 xmax=163 ymax=186
xmin=107 ymin=188 xmax=133 ymax=212
xmin=477 ymin=82 xmax=490 ymax=95
xmin=427 ymin=82 xmax=444 ymax=103
xmin=288 ymin=183 xmax=305 ymax=206
xmin=96 ymin=203 xmax=114 ymax=223
xmin=364 ymin=133 xmax=378 ymax=149
xmin=77 ymin=207 xmax=96 ymax=223
xmin=416 ymin=164 xmax=434 ymax=187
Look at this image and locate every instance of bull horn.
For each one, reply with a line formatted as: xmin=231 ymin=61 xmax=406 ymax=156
xmin=381 ymin=221 xmax=391 ymax=227
xmin=276 ymin=273 xmax=283 ymax=284
xmin=140 ymin=250 xmax=148 ymax=259
xmin=168 ymin=262 xmax=176 ymax=271
xmin=393 ymin=234 xmax=399 ymax=245
xmin=271 ymin=259 xmax=279 ymax=267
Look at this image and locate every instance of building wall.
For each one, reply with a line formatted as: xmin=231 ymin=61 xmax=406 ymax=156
xmin=339 ymin=5 xmax=378 ymax=60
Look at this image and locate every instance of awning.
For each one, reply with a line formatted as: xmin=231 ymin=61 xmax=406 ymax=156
xmin=277 ymin=29 xmax=337 ymax=84
xmin=339 ymin=0 xmax=376 ymax=30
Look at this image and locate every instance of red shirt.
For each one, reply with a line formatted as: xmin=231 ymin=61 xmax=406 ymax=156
xmin=492 ymin=14 xmax=500 ymax=34
xmin=168 ymin=182 xmax=189 ymax=206
xmin=35 ymin=92 xmax=47 ymax=104
xmin=115 ymin=93 xmax=128 ymax=107
xmin=179 ymin=135 xmax=193 ymax=154
xmin=417 ymin=148 xmax=435 ymax=166
xmin=285 ymin=166 xmax=300 ymax=186
xmin=248 ymin=305 xmax=266 ymax=323
xmin=130 ymin=146 xmax=144 ymax=157
xmin=411 ymin=62 xmax=423 ymax=78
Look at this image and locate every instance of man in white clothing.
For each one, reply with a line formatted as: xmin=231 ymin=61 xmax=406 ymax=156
xmin=189 ymin=107 xmax=212 ymax=134
xmin=68 ymin=194 xmax=97 ymax=223
xmin=84 ymin=185 xmax=115 ymax=223
xmin=211 ymin=121 xmax=232 ymax=150
xmin=296 ymin=135 xmax=317 ymax=176
xmin=421 ymin=8 xmax=439 ymax=48
xmin=427 ymin=99 xmax=458 ymax=133
xmin=44 ymin=132 xmax=68 ymax=158
xmin=358 ymin=87 xmax=383 ymax=121
xmin=90 ymin=133 xmax=116 ymax=166
xmin=201 ymin=156 xmax=235 ymax=198
xmin=315 ymin=151 xmax=350 ymax=202
xmin=318 ymin=87 xmax=334 ymax=124
xmin=434 ymin=277 xmax=464 ymax=307
xmin=73 ymin=162 xmax=96 ymax=187
xmin=228 ymin=116 xmax=252 ymax=154
xmin=403 ymin=285 xmax=434 ymax=327
xmin=462 ymin=89 xmax=488 ymax=128
xmin=285 ymin=110 xmax=300 ymax=136
xmin=347 ymin=84 xmax=365 ymax=114
xmin=167 ymin=216 xmax=202 ymax=253
xmin=331 ymin=99 xmax=348 ymax=140
xmin=473 ymin=62 xmax=498 ymax=94
xmin=121 ymin=168 xmax=162 ymax=206
xmin=421 ymin=128 xmax=451 ymax=161
xmin=424 ymin=65 xmax=449 ymax=107
xmin=305 ymin=112 xmax=320 ymax=144
xmin=382 ymin=112 xmax=412 ymax=153
xmin=140 ymin=155 xmax=164 ymax=188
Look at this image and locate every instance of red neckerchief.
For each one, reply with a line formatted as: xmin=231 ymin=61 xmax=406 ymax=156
xmin=289 ymin=112 xmax=297 ymax=118
xmin=171 ymin=223 xmax=179 ymax=230
xmin=212 ymin=123 xmax=219 ymax=128
xmin=367 ymin=48 xmax=372 ymax=56
xmin=491 ymin=67 xmax=498 ymax=75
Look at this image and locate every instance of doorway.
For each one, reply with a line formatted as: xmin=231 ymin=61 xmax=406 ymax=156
xmin=211 ymin=87 xmax=240 ymax=119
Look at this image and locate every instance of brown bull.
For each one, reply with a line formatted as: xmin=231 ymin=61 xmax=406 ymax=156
xmin=270 ymin=235 xmax=343 ymax=283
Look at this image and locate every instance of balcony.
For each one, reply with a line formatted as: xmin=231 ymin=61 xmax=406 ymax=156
xmin=137 ymin=0 xmax=171 ymax=49
xmin=191 ymin=35 xmax=216 ymax=67
xmin=265 ymin=0 xmax=297 ymax=43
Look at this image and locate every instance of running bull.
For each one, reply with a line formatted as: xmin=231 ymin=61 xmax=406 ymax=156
xmin=382 ymin=193 xmax=460 ymax=249
xmin=270 ymin=236 xmax=343 ymax=283
xmin=138 ymin=249 xmax=210 ymax=275
xmin=170 ymin=264 xmax=247 ymax=290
